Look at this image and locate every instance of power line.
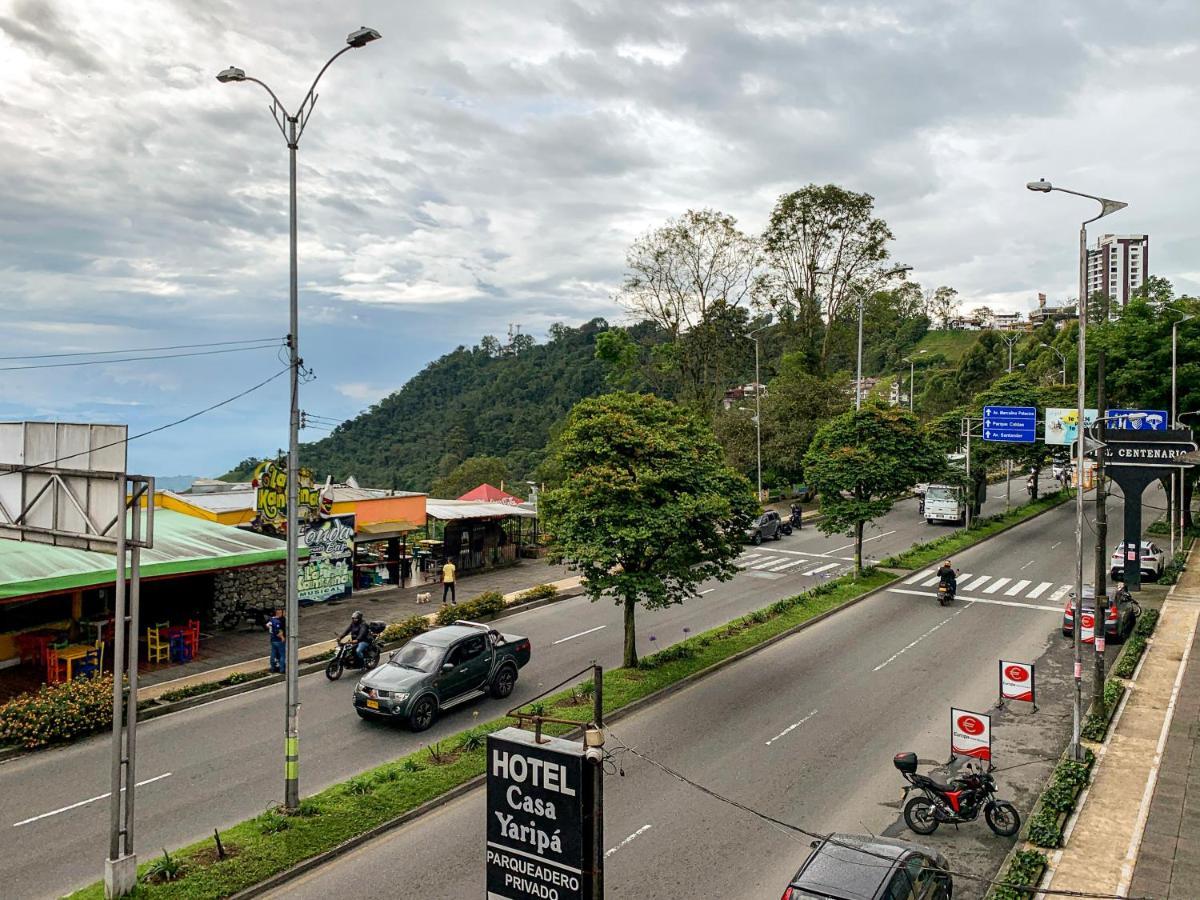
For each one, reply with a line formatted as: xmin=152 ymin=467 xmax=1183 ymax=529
xmin=606 ymin=731 xmax=1152 ymax=900
xmin=0 ymin=342 xmax=284 ymax=373
xmin=0 ymin=336 xmax=285 ymax=362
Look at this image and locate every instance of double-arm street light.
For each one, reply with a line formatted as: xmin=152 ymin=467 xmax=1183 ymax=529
xmin=902 ymin=349 xmax=927 ymax=411
xmin=217 ymin=25 xmax=381 ymax=811
xmin=1040 ymin=342 xmax=1067 ymax=385
xmin=1026 ymin=177 xmax=1127 ymax=761
xmin=856 ymin=264 xmax=913 ymax=410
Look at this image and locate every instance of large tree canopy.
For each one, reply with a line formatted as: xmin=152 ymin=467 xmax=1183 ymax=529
xmin=541 ymin=392 xmax=755 ymax=667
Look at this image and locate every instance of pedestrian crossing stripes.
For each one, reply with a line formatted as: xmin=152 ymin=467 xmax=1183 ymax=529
xmin=802 ymin=562 xmax=841 ymax=576
xmin=735 ymin=552 xmax=843 ymax=577
xmin=963 ymin=575 xmax=991 ymax=591
xmin=1004 ymin=579 xmax=1030 ymax=596
xmin=1027 ymin=582 xmax=1053 ymax=599
xmin=890 ymin=572 xmax=1079 ymax=607
xmin=983 ymin=577 xmax=1010 ymax=594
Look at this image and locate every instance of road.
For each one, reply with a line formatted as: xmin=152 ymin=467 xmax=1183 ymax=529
xmin=262 ymin=482 xmax=1160 ymax=900
xmin=0 ymin=477 xmax=1062 ymax=897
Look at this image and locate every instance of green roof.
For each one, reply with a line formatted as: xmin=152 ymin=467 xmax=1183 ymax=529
xmin=0 ymin=509 xmax=290 ymax=600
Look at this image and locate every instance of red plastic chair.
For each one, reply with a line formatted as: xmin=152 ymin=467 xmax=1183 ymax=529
xmin=45 ymin=643 xmax=68 ymax=685
xmin=184 ymin=619 xmax=201 ymax=659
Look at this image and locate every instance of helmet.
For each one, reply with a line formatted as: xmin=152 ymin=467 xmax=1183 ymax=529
xmin=351 ymin=610 xmax=363 ymax=622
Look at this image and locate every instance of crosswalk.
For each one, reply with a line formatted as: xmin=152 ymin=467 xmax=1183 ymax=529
xmin=735 ymin=552 xmax=846 ymax=578
xmin=901 ymin=568 xmax=1072 ymax=605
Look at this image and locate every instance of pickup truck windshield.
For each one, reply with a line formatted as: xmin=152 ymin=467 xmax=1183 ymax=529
xmin=926 ymin=486 xmax=957 ymax=502
xmin=390 ymin=640 xmax=440 ymax=673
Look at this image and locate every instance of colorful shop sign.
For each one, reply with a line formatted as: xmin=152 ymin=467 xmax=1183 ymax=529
xmin=298 ymin=514 xmax=355 ymax=603
xmin=252 ymin=459 xmax=328 ymax=526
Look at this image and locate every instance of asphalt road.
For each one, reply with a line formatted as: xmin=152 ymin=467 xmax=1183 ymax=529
xmin=0 ymin=477 xmax=1063 ymax=898
xmin=261 ymin=481 xmax=1160 ymax=900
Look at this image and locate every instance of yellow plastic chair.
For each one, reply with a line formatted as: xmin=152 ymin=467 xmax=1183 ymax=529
xmin=146 ymin=623 xmax=170 ymax=664
xmin=94 ymin=639 xmax=106 ymax=672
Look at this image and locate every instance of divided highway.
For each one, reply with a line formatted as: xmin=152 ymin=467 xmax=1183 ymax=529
xmin=0 ymin=480 xmax=1051 ymax=898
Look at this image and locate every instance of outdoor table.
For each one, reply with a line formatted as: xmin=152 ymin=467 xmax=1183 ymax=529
xmin=52 ymin=644 xmax=96 ymax=682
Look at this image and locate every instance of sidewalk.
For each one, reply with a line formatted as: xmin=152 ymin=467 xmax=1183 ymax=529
xmin=1041 ymin=551 xmax=1200 ymax=899
xmin=135 ymin=558 xmax=575 ymax=701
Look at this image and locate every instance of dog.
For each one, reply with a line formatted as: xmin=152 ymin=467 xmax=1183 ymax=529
xmin=416 ymin=591 xmax=432 ymax=605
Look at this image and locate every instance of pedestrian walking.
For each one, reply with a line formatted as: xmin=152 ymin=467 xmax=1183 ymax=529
xmin=442 ymin=559 xmax=457 ymax=605
xmin=400 ymin=551 xmax=412 ymax=589
xmin=266 ymin=606 xmax=286 ymax=674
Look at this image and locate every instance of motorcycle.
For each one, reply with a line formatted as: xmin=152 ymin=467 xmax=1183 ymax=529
xmin=789 ymin=506 xmax=804 ymax=529
xmin=325 ymin=622 xmax=386 ymax=680
xmin=893 ymin=752 xmax=1020 ymax=837
xmin=936 ymin=581 xmax=955 ymax=606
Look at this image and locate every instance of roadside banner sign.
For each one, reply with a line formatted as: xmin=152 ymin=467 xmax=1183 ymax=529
xmin=1106 ymin=409 xmax=1168 ymax=431
xmin=950 ymin=708 xmax=991 ymax=763
xmin=1105 ymin=429 xmax=1199 ymax=470
xmin=1045 ymin=408 xmax=1099 ymax=446
xmin=982 ymin=406 xmax=1037 ymax=443
xmin=998 ymin=661 xmax=1035 ymax=707
xmin=1080 ymin=611 xmax=1095 ymax=645
xmin=487 ymin=728 xmax=595 ymax=900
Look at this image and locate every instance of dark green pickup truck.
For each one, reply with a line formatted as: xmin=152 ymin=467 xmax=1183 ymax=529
xmin=354 ymin=621 xmax=532 ymax=731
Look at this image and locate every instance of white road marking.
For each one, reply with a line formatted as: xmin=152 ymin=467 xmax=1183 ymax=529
xmin=699 ymin=589 xmax=715 ymax=595
xmin=735 ymin=555 xmax=764 ymax=568
xmin=1005 ymin=579 xmax=1031 ymax=596
xmin=767 ymin=559 xmax=805 ymax=572
xmin=905 ymin=568 xmax=937 ymax=585
xmin=1048 ymin=585 xmax=1072 ymax=604
xmin=751 ymin=559 xmax=780 ymax=569
xmin=14 ymin=772 xmax=173 ymax=827
xmin=1027 ymin=581 xmax=1053 ymax=599
xmin=921 ymin=576 xmax=940 ymax=587
xmin=984 ymin=577 xmax=1011 ymax=594
xmin=1050 ymin=541 xmax=1063 ymax=550
xmin=553 ymin=625 xmax=607 ymax=645
xmin=765 ymin=709 xmax=819 ymax=746
xmin=605 ymin=824 xmax=652 ymax=858
xmin=802 ymin=562 xmax=840 ymax=576
xmin=963 ymin=575 xmax=991 ymax=591
xmin=885 ymin=587 xmax=1060 ymax=612
xmin=826 ymin=530 xmax=896 ymax=555
xmin=873 ymin=609 xmax=967 ymax=672
xmin=1020 ymin=560 xmax=1036 ymax=571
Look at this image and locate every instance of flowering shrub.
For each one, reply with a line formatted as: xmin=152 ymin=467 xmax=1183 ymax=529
xmin=435 ymin=591 xmax=506 ymax=625
xmin=381 ymin=615 xmax=429 ymax=644
xmin=0 ymin=675 xmax=115 ymax=749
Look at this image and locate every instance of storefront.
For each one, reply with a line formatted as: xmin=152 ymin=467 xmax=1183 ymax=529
xmin=420 ymin=500 xmax=537 ymax=577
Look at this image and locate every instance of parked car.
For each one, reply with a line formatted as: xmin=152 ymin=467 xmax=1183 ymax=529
xmin=354 ymin=622 xmax=531 ymax=731
xmin=1109 ymin=541 xmax=1166 ymax=581
xmin=781 ymin=833 xmax=952 ymax=900
xmin=746 ymin=510 xmax=786 ymax=544
xmin=793 ymin=484 xmax=817 ymax=503
xmin=1062 ymin=584 xmax=1139 ymax=643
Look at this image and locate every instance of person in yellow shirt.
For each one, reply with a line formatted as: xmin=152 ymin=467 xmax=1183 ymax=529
xmin=441 ymin=560 xmax=457 ymax=605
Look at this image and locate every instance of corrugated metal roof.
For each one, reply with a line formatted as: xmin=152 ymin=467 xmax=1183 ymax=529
xmin=0 ymin=509 xmax=289 ymax=600
xmin=424 ymin=500 xmax=536 ymax=520
xmin=166 ymin=488 xmax=256 ymax=513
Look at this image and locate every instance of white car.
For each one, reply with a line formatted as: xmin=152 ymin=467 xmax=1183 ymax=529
xmin=1110 ymin=541 xmax=1167 ymax=581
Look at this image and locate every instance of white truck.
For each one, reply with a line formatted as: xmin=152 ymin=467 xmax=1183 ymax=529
xmin=923 ymin=483 xmax=966 ymax=525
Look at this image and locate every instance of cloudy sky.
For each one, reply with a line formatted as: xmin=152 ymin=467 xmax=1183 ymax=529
xmin=1 ymin=0 xmax=1197 ymax=477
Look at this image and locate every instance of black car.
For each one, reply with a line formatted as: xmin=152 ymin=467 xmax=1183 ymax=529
xmin=746 ymin=510 xmax=788 ymax=544
xmin=1062 ymin=584 xmax=1139 ymax=643
xmin=781 ymin=833 xmax=952 ymax=900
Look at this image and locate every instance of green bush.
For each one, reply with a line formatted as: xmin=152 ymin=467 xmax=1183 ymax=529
xmin=345 ymin=775 xmax=373 ymax=796
xmin=1027 ymin=804 xmax=1063 ymax=848
xmin=381 ymin=615 xmax=429 ymax=644
xmin=143 ymin=849 xmax=187 ymax=884
xmin=1160 ymin=551 xmax=1188 ymax=585
xmin=435 ymin=590 xmax=508 ymax=625
xmin=0 ymin=675 xmax=115 ymax=749
xmin=1113 ymin=633 xmax=1147 ymax=678
xmin=991 ymin=849 xmax=1048 ymax=900
xmin=1082 ymin=680 xmax=1124 ymax=742
xmin=1136 ymin=607 xmax=1160 ymax=638
xmin=256 ymin=810 xmax=291 ymax=835
xmin=518 ymin=583 xmax=559 ymax=603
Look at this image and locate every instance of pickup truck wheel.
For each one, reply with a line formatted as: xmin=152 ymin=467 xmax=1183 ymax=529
xmin=408 ymin=696 xmax=437 ymax=732
xmin=752 ymin=532 xmax=762 ymax=545
xmin=490 ymin=665 xmax=517 ymax=699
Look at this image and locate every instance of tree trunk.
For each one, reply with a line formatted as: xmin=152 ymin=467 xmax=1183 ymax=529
xmin=854 ymin=519 xmax=864 ymax=577
xmin=622 ymin=594 xmax=638 ymax=669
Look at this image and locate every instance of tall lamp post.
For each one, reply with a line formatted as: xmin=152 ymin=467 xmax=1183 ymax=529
xmin=1040 ymin=342 xmax=1067 ymax=385
xmin=746 ymin=321 xmax=773 ymax=502
xmin=1172 ymin=315 xmax=1195 ymax=555
xmin=856 ymin=264 xmax=912 ymax=409
xmin=217 ymin=25 xmax=382 ymax=811
xmin=1027 ymin=178 xmax=1127 ymax=760
xmin=1002 ymin=334 xmax=1023 ymax=512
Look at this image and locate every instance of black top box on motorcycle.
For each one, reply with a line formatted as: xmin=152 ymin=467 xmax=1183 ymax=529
xmin=368 ymin=621 xmax=386 ymax=634
xmin=893 ymin=752 xmax=918 ymax=774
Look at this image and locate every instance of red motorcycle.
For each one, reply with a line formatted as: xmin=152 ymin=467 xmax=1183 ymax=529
xmin=893 ymin=752 xmax=1020 ymax=836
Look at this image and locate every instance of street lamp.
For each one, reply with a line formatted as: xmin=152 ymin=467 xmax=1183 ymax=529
xmin=902 ymin=349 xmax=927 ymax=411
xmin=856 ymin=264 xmax=913 ymax=410
xmin=1027 ymin=177 xmax=1127 ymax=761
xmin=217 ymin=26 xmax=381 ymax=812
xmin=1170 ymin=314 xmax=1194 ymax=557
xmin=1040 ymin=342 xmax=1067 ymax=385
xmin=745 ymin=321 xmax=773 ymax=502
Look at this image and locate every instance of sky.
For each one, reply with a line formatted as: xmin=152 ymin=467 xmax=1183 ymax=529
xmin=1 ymin=0 xmax=1198 ymax=477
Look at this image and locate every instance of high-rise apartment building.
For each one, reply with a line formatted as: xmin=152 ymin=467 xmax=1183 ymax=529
xmin=1086 ymin=233 xmax=1149 ymax=305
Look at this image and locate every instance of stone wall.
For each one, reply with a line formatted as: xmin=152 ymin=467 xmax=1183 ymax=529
xmin=213 ymin=563 xmax=287 ymax=617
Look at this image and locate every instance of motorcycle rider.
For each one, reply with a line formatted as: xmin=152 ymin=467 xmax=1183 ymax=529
xmin=338 ymin=610 xmax=372 ymax=664
xmin=936 ymin=559 xmax=957 ymax=595
xmin=789 ymin=502 xmax=803 ymax=530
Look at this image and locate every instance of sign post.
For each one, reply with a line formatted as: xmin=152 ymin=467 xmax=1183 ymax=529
xmin=950 ymin=708 xmax=992 ymax=765
xmin=997 ymin=661 xmax=1036 ymax=711
xmin=487 ymin=728 xmax=596 ymax=900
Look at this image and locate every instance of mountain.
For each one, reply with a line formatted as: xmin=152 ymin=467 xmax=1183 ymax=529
xmin=223 ymin=318 xmax=613 ymax=491
xmin=152 ymin=474 xmax=206 ymax=492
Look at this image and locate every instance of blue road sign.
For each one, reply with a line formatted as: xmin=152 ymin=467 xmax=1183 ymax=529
xmin=1106 ymin=409 xmax=1168 ymax=431
xmin=982 ymin=405 xmax=1037 ymax=443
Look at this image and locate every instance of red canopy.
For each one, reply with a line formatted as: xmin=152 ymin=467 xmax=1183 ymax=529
xmin=457 ymin=483 xmax=520 ymax=503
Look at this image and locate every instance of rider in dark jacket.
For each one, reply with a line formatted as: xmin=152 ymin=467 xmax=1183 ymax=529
xmin=937 ymin=560 xmax=957 ymax=593
xmin=339 ymin=611 xmax=372 ymax=662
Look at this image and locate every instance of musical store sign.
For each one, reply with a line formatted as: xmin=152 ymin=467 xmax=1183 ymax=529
xmin=486 ymin=728 xmax=595 ymax=900
xmin=999 ymin=661 xmax=1035 ymax=704
xmin=950 ymin=708 xmax=992 ymax=763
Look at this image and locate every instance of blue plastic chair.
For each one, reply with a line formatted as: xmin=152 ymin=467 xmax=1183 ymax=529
xmin=75 ymin=650 xmax=100 ymax=680
xmin=169 ymin=632 xmax=193 ymax=663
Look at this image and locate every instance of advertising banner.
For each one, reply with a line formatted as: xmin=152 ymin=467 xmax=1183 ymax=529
xmin=298 ymin=514 xmax=355 ymax=604
xmin=950 ymin=708 xmax=991 ymax=763
xmin=999 ymin=661 xmax=1035 ymax=703
xmin=1080 ymin=610 xmax=1095 ymax=645
xmin=1044 ymin=408 xmax=1098 ymax=446
xmin=252 ymin=459 xmax=328 ymax=526
xmin=487 ymin=728 xmax=595 ymax=900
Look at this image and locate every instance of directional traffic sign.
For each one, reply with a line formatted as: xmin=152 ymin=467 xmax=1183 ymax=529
xmin=1106 ymin=409 xmax=1168 ymax=431
xmin=982 ymin=405 xmax=1037 ymax=443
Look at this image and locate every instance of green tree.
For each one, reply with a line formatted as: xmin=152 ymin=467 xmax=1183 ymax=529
xmin=803 ymin=406 xmax=943 ymax=574
xmin=429 ymin=456 xmax=515 ymax=499
xmin=761 ymin=357 xmax=852 ymax=484
xmin=542 ymin=393 xmax=755 ymax=667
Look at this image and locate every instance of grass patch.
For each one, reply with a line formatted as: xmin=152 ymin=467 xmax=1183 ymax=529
xmin=989 ymin=849 xmax=1048 ymax=900
xmin=881 ymin=492 xmax=1070 ymax=570
xmin=1081 ymin=679 xmax=1125 ymax=743
xmin=1112 ymin=607 xmax=1161 ymax=679
xmin=914 ymin=329 xmax=984 ymax=362
xmin=1159 ymin=550 xmax=1188 ymax=585
xmin=65 ymin=568 xmax=895 ymax=900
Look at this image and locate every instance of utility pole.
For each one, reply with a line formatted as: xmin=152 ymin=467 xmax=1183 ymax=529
xmin=1003 ymin=334 xmax=1020 ymax=512
xmin=592 ymin=663 xmax=604 ymax=900
xmin=1093 ymin=292 xmax=1111 ymax=719
xmin=964 ymin=417 xmax=973 ymax=530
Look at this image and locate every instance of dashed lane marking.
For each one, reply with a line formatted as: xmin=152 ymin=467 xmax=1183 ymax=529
xmin=605 ymin=824 xmax=652 ymax=858
xmin=873 ymin=608 xmax=968 ymax=672
xmin=553 ymin=625 xmax=607 ymax=645
xmin=765 ymin=709 xmax=819 ymax=746
xmin=14 ymin=772 xmax=173 ymax=827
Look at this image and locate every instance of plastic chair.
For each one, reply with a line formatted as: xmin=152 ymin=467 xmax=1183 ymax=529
xmin=168 ymin=631 xmax=192 ymax=663
xmin=146 ymin=623 xmax=170 ymax=664
xmin=184 ymin=619 xmax=201 ymax=659
xmin=45 ymin=641 xmax=69 ymax=684
xmin=75 ymin=650 xmax=100 ymax=680
xmin=94 ymin=639 xmax=106 ymax=673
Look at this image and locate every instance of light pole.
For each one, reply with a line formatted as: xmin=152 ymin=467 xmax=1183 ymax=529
xmin=1027 ymin=177 xmax=1127 ymax=760
xmin=1172 ymin=316 xmax=1194 ymax=555
xmin=1040 ymin=342 xmax=1067 ymax=385
xmin=902 ymin=350 xmax=927 ymax=411
xmin=217 ymin=25 xmax=382 ymax=811
xmin=746 ymin=321 xmax=773 ymax=502
xmin=1002 ymin=334 xmax=1022 ymax=512
xmin=856 ymin=265 xmax=912 ymax=410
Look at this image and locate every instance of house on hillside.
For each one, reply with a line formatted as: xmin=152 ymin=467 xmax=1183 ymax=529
xmin=1028 ymin=292 xmax=1078 ymax=328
